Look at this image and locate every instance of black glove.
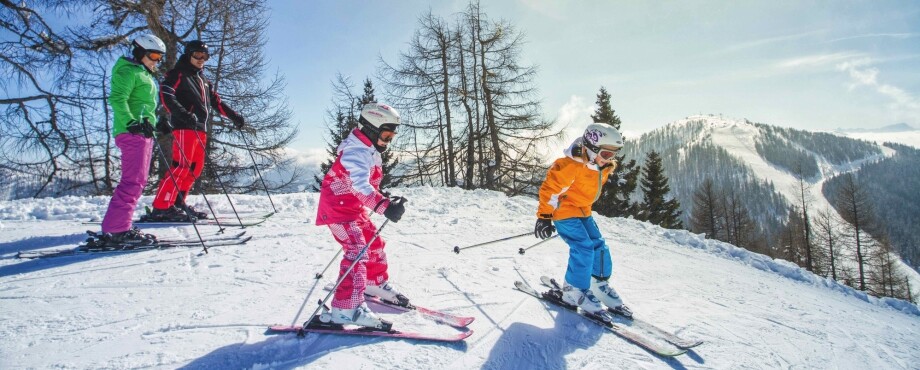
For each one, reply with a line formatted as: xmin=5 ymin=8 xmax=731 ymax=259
xmin=535 ymin=218 xmax=555 ymax=239
xmin=231 ymin=114 xmax=245 ymax=130
xmin=126 ymin=118 xmax=154 ymax=138
xmin=156 ymin=115 xmax=173 ymax=135
xmin=383 ymin=196 xmax=407 ymax=223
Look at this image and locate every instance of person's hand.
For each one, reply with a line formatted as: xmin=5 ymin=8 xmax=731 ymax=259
xmin=383 ymin=196 xmax=407 ymax=223
xmin=231 ymin=114 xmax=245 ymax=129
xmin=126 ymin=119 xmax=154 ymax=138
xmin=156 ymin=116 xmax=173 ymax=135
xmin=534 ymin=218 xmax=555 ymax=239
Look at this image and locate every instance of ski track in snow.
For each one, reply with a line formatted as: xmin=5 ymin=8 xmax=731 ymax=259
xmin=1 ymin=188 xmax=919 ymax=369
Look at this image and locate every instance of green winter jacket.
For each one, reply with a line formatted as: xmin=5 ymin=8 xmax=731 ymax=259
xmin=109 ymin=57 xmax=159 ymax=137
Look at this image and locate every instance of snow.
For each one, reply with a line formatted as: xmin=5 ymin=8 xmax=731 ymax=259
xmin=1 ymin=187 xmax=919 ymax=369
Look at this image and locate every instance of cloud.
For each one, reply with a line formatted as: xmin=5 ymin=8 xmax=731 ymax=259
xmin=837 ymin=60 xmax=920 ymax=118
xmin=714 ymin=30 xmax=825 ymax=56
xmin=828 ymin=33 xmax=919 ymax=43
xmin=556 ymin=95 xmax=594 ymax=140
xmin=776 ymin=52 xmax=865 ymax=69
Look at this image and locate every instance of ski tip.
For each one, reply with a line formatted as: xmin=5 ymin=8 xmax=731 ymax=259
xmin=266 ymin=325 xmax=301 ymax=333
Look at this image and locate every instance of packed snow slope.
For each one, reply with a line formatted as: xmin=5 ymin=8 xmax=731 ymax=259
xmin=1 ymin=188 xmax=918 ymax=369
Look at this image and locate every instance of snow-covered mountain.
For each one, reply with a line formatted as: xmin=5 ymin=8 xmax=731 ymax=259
xmin=836 ymin=123 xmax=920 ymax=150
xmin=1 ymin=188 xmax=918 ymax=369
xmin=622 ymin=115 xmax=920 ymax=272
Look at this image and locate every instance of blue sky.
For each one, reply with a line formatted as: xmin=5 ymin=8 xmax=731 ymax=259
xmin=265 ymin=1 xmax=920 ymax=150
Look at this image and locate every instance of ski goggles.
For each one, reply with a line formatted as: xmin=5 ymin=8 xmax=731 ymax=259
xmin=191 ymin=52 xmax=210 ymax=61
xmin=146 ymin=51 xmax=163 ymax=62
xmin=379 ymin=130 xmax=397 ymax=143
xmin=597 ymin=147 xmax=620 ymax=160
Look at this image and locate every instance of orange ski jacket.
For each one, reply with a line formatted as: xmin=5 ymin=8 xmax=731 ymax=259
xmin=537 ymin=145 xmax=616 ymax=221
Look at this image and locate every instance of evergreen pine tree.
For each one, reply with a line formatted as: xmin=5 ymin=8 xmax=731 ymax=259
xmin=313 ymin=77 xmax=399 ymax=190
xmin=358 ymin=79 xmax=401 ymax=188
xmin=638 ymin=151 xmax=683 ymax=229
xmin=591 ymin=87 xmax=641 ymax=218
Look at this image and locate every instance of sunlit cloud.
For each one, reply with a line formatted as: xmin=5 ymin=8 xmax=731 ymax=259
xmin=713 ymin=30 xmax=824 ymax=55
xmin=837 ymin=60 xmax=920 ymax=117
xmin=827 ymin=33 xmax=918 ymax=43
xmin=776 ymin=52 xmax=865 ymax=69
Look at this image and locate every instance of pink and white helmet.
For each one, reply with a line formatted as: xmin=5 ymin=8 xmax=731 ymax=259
xmin=360 ymin=103 xmax=401 ymax=131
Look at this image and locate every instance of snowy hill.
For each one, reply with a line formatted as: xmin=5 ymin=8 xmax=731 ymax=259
xmin=1 ymin=188 xmax=918 ymax=369
xmin=836 ymin=123 xmax=920 ymax=150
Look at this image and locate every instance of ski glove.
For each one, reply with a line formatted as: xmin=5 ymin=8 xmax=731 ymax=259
xmin=126 ymin=118 xmax=155 ymax=138
xmin=534 ymin=218 xmax=555 ymax=239
xmin=231 ymin=114 xmax=245 ymax=130
xmin=383 ymin=196 xmax=407 ymax=223
xmin=156 ymin=115 xmax=173 ymax=135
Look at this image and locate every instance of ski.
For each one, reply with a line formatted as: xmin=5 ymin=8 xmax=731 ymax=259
xmin=514 ymin=280 xmax=687 ymax=357
xmin=84 ymin=230 xmax=248 ymax=244
xmin=539 ymin=276 xmax=703 ymax=349
xmin=322 ymin=283 xmax=474 ymax=328
xmin=16 ymin=236 xmax=252 ymax=259
xmin=83 ymin=212 xmax=275 ymax=227
xmin=266 ymin=322 xmax=472 ymax=342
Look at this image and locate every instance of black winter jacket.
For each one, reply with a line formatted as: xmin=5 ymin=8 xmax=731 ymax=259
xmin=159 ymin=55 xmax=240 ymax=132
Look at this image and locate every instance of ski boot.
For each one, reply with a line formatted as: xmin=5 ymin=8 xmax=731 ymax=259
xmin=561 ymin=281 xmax=611 ymax=321
xmin=590 ymin=278 xmax=633 ymax=319
xmin=141 ymin=206 xmax=196 ymax=222
xmin=176 ymin=192 xmax=208 ymax=219
xmin=86 ymin=227 xmax=157 ymax=249
xmin=365 ymin=281 xmax=411 ymax=307
xmin=180 ymin=204 xmax=208 ymax=220
xmin=319 ymin=302 xmax=392 ymax=330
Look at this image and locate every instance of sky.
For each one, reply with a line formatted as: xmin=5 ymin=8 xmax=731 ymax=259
xmin=265 ymin=1 xmax=920 ymax=151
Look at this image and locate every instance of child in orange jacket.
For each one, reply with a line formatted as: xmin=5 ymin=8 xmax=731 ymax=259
xmin=535 ymin=123 xmax=631 ymax=319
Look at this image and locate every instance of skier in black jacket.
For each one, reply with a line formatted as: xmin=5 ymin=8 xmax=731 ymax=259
xmin=147 ymin=40 xmax=245 ymax=221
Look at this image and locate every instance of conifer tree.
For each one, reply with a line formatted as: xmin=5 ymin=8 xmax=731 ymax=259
xmin=313 ymin=76 xmax=400 ymax=190
xmin=638 ymin=151 xmax=683 ymax=229
xmin=591 ymin=87 xmax=641 ymax=218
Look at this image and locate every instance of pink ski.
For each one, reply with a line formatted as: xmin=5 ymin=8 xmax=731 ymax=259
xmin=323 ymin=283 xmax=475 ymax=328
xmin=267 ymin=325 xmax=472 ymax=342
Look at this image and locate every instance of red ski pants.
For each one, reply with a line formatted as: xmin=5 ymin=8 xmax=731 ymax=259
xmin=153 ymin=129 xmax=207 ymax=210
xmin=329 ymin=217 xmax=389 ymax=309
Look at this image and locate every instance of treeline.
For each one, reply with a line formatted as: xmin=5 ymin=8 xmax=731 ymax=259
xmin=824 ymin=143 xmax=920 ymax=274
xmin=0 ymin=0 xmax=297 ymax=200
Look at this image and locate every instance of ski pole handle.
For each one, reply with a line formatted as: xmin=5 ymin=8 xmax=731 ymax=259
xmin=453 ymin=232 xmax=532 ymax=254
xmin=518 ymin=234 xmax=559 ymax=255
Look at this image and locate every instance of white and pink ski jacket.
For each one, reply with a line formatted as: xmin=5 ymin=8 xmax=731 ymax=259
xmin=316 ymin=128 xmax=389 ymax=225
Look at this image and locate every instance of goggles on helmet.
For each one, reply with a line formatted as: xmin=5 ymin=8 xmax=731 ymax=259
xmin=597 ymin=147 xmax=620 ymax=160
xmin=146 ymin=51 xmax=163 ymax=62
xmin=191 ymin=52 xmax=209 ymax=61
xmin=379 ymin=130 xmax=397 ymax=143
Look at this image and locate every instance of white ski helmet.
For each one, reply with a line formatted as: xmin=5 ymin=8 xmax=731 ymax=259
xmin=132 ymin=34 xmax=167 ymax=54
xmin=360 ymin=102 xmax=401 ymax=131
xmin=582 ymin=123 xmax=624 ymax=157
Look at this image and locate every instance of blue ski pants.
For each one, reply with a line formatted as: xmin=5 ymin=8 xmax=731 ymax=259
xmin=555 ymin=216 xmax=612 ymax=290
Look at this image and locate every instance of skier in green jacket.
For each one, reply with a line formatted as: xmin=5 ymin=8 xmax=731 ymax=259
xmin=98 ymin=34 xmax=167 ymax=246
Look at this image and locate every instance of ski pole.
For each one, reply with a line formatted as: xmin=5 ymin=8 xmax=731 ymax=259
xmin=190 ymin=130 xmax=245 ymax=229
xmin=148 ymin=125 xmax=209 ymax=254
xmin=452 ymin=232 xmax=531 ymax=254
xmin=286 ymin=248 xmax=342 ymax=328
xmin=314 ymin=249 xmax=343 ymax=279
xmin=237 ymin=130 xmax=277 ymax=213
xmin=518 ymin=234 xmax=559 ymax=255
xmin=171 ymin=130 xmax=226 ymax=234
xmin=292 ymin=219 xmax=390 ymax=331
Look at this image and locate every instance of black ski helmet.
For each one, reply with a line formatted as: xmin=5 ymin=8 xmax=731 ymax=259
xmin=184 ymin=40 xmax=209 ymax=55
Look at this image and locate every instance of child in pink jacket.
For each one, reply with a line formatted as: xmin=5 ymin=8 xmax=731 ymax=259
xmin=315 ymin=103 xmax=407 ymax=329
